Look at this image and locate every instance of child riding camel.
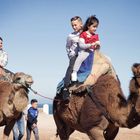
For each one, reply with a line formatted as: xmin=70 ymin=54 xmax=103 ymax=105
xmin=62 ymin=16 xmax=83 ymax=102
xmin=71 ymin=15 xmax=100 ymax=82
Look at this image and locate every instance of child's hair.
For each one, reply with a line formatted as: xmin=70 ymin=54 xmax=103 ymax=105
xmin=83 ymin=15 xmax=99 ymax=31
xmin=31 ymin=99 xmax=38 ymax=104
xmin=71 ymin=16 xmax=82 ymax=22
xmin=0 ymin=37 xmax=3 ymax=41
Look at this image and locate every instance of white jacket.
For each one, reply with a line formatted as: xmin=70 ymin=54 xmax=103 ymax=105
xmin=0 ymin=49 xmax=8 ymax=67
xmin=66 ymin=32 xmax=80 ymax=59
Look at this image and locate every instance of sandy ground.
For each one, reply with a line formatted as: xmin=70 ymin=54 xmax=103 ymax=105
xmin=0 ymin=111 xmax=140 ymax=140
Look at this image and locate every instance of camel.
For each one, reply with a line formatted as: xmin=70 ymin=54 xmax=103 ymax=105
xmin=53 ymin=63 xmax=140 ymax=140
xmin=0 ymin=72 xmax=33 ymax=140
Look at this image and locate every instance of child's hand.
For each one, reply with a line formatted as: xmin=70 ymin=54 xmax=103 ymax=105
xmin=94 ymin=41 xmax=100 ymax=46
xmin=90 ymin=45 xmax=95 ymax=49
xmin=94 ymin=45 xmax=100 ymax=50
xmin=90 ymin=41 xmax=100 ymax=50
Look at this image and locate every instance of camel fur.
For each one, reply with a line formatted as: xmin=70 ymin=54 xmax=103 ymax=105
xmin=53 ymin=63 xmax=140 ymax=140
xmin=0 ymin=72 xmax=33 ymax=140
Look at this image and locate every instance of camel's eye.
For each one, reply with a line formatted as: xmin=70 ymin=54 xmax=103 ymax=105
xmin=15 ymin=77 xmax=21 ymax=81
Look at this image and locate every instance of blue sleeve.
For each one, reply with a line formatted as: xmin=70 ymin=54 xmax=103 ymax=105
xmin=27 ymin=108 xmax=38 ymax=125
xmin=27 ymin=109 xmax=35 ymax=125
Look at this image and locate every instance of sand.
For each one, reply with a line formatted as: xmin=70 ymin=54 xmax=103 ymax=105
xmin=0 ymin=111 xmax=140 ymax=140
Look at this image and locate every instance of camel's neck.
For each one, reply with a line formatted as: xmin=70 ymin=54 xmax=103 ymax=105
xmin=123 ymin=78 xmax=140 ymax=128
xmin=12 ymin=86 xmax=29 ymax=112
xmin=109 ymin=78 xmax=140 ymax=128
xmin=128 ymin=78 xmax=139 ymax=104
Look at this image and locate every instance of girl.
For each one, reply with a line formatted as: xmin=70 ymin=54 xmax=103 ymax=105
xmin=71 ymin=15 xmax=100 ymax=81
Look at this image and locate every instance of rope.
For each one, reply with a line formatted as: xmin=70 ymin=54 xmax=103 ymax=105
xmin=87 ymin=86 xmax=115 ymax=124
xmin=1 ymin=67 xmax=62 ymax=102
xmin=28 ymin=87 xmax=62 ymax=102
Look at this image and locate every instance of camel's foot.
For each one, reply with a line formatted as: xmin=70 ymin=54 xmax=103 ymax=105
xmin=87 ymin=126 xmax=105 ymax=140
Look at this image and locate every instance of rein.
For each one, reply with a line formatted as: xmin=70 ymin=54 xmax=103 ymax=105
xmin=28 ymin=86 xmax=62 ymax=102
xmin=86 ymin=86 xmax=116 ymax=124
xmin=13 ymin=80 xmax=62 ymax=102
xmin=2 ymin=68 xmax=62 ymax=102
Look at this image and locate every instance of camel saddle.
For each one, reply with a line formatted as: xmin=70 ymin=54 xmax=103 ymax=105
xmin=0 ymin=67 xmax=13 ymax=82
xmin=69 ymin=50 xmax=118 ymax=93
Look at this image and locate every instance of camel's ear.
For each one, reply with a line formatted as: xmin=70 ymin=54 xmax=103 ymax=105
xmin=12 ymin=73 xmax=21 ymax=83
xmin=132 ymin=63 xmax=140 ymax=76
xmin=132 ymin=66 xmax=137 ymax=75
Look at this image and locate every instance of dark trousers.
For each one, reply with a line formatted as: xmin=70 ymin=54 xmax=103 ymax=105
xmin=64 ymin=56 xmax=77 ymax=87
xmin=26 ymin=125 xmax=39 ymax=140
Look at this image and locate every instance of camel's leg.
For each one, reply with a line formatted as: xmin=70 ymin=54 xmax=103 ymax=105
xmin=58 ymin=126 xmax=75 ymax=140
xmin=3 ymin=119 xmax=16 ymax=140
xmin=56 ymin=118 xmax=74 ymax=140
xmin=55 ymin=119 xmax=75 ymax=140
xmin=104 ymin=123 xmax=119 ymax=140
xmin=54 ymin=112 xmax=74 ymax=140
xmin=87 ymin=116 xmax=109 ymax=140
xmin=87 ymin=126 xmax=105 ymax=140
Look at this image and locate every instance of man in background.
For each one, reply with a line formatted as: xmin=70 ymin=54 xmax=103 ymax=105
xmin=13 ymin=110 xmax=27 ymax=140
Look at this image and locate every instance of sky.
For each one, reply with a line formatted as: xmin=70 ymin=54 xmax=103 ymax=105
xmin=0 ymin=0 xmax=140 ymax=104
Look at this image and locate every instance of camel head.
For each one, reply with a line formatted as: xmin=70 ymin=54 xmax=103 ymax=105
xmin=129 ymin=63 xmax=140 ymax=115
xmin=12 ymin=72 xmax=33 ymax=88
xmin=129 ymin=63 xmax=140 ymax=95
xmin=132 ymin=63 xmax=140 ymax=87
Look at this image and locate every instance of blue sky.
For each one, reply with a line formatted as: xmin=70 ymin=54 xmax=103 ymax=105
xmin=0 ymin=0 xmax=140 ymax=104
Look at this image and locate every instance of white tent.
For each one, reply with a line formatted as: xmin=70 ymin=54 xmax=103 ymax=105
xmin=43 ymin=104 xmax=49 ymax=115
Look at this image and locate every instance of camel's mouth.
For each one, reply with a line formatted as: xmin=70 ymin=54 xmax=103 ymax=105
xmin=25 ymin=79 xmax=34 ymax=87
xmin=13 ymin=72 xmax=34 ymax=88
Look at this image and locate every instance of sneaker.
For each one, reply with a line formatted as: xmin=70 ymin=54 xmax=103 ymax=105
xmin=62 ymin=88 xmax=70 ymax=104
xmin=71 ymin=72 xmax=77 ymax=82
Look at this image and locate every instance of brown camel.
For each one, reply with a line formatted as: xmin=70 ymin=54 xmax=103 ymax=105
xmin=53 ymin=63 xmax=140 ymax=140
xmin=0 ymin=72 xmax=33 ymax=140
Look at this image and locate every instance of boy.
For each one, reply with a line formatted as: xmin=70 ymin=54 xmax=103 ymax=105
xmin=63 ymin=16 xmax=83 ymax=102
xmin=0 ymin=37 xmax=8 ymax=78
xmin=26 ymin=99 xmax=39 ymax=140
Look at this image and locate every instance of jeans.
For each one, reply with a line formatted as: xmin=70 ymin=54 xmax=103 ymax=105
xmin=64 ymin=55 xmax=77 ymax=87
xmin=26 ymin=126 xmax=39 ymax=140
xmin=13 ymin=116 xmax=25 ymax=140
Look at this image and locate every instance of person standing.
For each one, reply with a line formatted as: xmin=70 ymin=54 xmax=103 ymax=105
xmin=13 ymin=112 xmax=26 ymax=140
xmin=26 ymin=99 xmax=39 ymax=140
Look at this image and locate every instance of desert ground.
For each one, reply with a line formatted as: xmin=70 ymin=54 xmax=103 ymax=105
xmin=0 ymin=111 xmax=140 ymax=140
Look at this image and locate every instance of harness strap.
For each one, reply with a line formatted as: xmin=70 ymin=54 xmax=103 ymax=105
xmin=86 ymin=86 xmax=115 ymax=124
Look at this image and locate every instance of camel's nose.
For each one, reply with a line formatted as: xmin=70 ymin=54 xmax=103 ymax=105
xmin=26 ymin=75 xmax=34 ymax=85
